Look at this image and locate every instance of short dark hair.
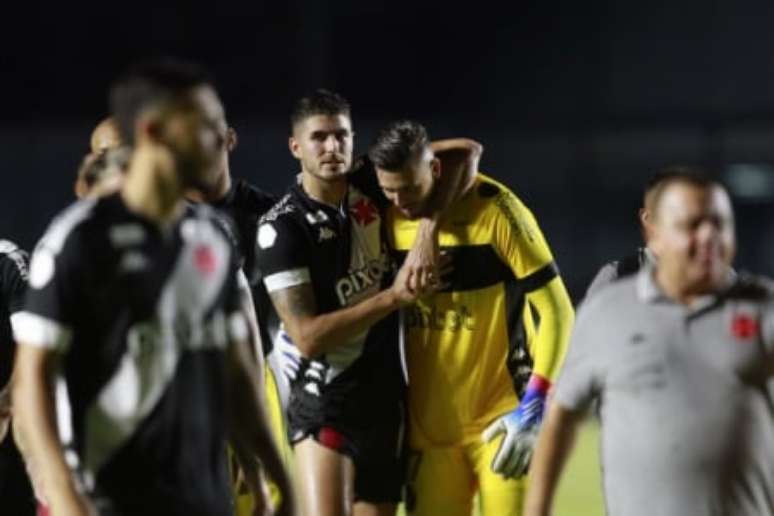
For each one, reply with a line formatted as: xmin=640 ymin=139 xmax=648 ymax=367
xmin=109 ymin=58 xmax=213 ymax=146
xmin=647 ymin=166 xmax=720 ymax=216
xmin=290 ymin=89 xmax=350 ymax=131
xmin=368 ymin=120 xmax=429 ymax=171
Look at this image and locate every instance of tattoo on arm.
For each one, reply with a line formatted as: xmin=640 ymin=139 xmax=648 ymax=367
xmin=270 ymin=283 xmax=317 ymax=320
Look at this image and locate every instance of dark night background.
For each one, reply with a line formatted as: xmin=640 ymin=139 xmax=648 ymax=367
xmin=1 ymin=0 xmax=773 ymax=300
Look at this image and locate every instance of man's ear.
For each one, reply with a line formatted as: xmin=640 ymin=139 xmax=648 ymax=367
xmin=430 ymin=157 xmax=441 ymax=179
xmin=227 ymin=127 xmax=238 ymax=152
xmin=289 ymin=136 xmax=301 ymax=159
xmin=639 ymin=207 xmax=655 ymax=242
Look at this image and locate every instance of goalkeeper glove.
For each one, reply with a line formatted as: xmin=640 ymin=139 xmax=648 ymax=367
xmin=482 ymin=373 xmax=551 ymax=478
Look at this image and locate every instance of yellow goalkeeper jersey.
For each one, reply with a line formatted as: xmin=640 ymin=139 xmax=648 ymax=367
xmin=388 ymin=174 xmax=560 ymax=448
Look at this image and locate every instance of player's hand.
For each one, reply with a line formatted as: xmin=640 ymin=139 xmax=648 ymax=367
xmin=403 ymin=221 xmax=441 ymax=293
xmin=482 ymin=374 xmax=551 ymax=478
xmin=392 ymin=254 xmax=451 ymax=304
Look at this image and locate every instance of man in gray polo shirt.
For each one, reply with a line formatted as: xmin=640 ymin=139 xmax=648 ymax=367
xmin=524 ymin=173 xmax=774 ymax=516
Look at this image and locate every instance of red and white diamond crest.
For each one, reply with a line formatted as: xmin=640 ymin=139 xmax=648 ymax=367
xmin=194 ymin=245 xmax=217 ymax=276
xmin=350 ymin=198 xmax=378 ymax=226
xmin=730 ymin=313 xmax=759 ymax=341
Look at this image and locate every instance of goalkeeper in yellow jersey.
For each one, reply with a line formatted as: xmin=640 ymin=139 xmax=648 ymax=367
xmin=368 ymin=121 xmax=575 ymax=516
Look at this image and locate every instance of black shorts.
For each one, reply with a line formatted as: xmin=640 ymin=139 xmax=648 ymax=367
xmin=287 ymin=355 xmax=406 ymax=503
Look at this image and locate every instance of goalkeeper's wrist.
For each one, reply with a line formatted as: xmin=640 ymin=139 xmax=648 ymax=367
xmin=515 ymin=374 xmax=551 ymax=423
xmin=523 ymin=373 xmax=551 ymax=401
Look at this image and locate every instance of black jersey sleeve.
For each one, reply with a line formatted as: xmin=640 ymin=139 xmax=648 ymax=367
xmin=348 ymin=156 xmax=390 ymax=210
xmin=16 ymin=228 xmax=84 ymax=350
xmin=0 ymin=241 xmax=29 ymax=315
xmin=254 ymin=215 xmax=313 ymax=295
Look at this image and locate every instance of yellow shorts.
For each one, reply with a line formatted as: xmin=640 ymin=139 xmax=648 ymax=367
xmin=233 ymin=363 xmax=293 ymax=515
xmin=406 ymin=437 xmax=526 ymax=516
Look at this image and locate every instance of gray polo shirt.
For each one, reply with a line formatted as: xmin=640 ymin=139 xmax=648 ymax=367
xmin=556 ymin=267 xmax=774 ymax=516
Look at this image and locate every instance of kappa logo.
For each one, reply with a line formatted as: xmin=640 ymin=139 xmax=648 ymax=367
xmin=306 ymin=210 xmax=330 ymax=225
xmin=318 ymin=227 xmax=336 ymax=242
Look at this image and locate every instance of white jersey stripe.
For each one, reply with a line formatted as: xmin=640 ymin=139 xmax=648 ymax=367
xmin=264 ymin=267 xmax=311 ymax=292
xmin=12 ymin=311 xmax=72 ymax=350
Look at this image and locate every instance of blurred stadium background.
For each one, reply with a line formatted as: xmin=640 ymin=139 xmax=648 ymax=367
xmin=2 ymin=2 xmax=774 ymax=513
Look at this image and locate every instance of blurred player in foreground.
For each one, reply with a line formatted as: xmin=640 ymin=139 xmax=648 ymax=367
xmin=12 ymin=58 xmax=293 ymax=516
xmin=0 ymin=240 xmax=35 ymax=515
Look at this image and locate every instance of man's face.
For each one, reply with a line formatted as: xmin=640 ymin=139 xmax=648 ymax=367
xmin=376 ymin=151 xmax=438 ymax=219
xmin=649 ymin=182 xmax=735 ymax=294
xmin=90 ymin=118 xmax=122 ymax=153
xmin=159 ymin=85 xmax=226 ymax=193
xmin=289 ymin=114 xmax=353 ymax=182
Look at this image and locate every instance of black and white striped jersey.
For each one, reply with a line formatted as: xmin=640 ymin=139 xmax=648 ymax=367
xmin=14 ymin=193 xmax=245 ymax=516
xmin=254 ymin=168 xmax=404 ymax=436
xmin=0 ymin=239 xmax=27 ymax=387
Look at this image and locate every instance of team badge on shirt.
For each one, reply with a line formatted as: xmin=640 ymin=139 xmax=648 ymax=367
xmin=730 ymin=313 xmax=760 ymax=341
xmin=194 ymin=245 xmax=217 ymax=276
xmin=350 ymin=198 xmax=378 ymax=226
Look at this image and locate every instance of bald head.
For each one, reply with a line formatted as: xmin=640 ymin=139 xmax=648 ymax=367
xmin=90 ymin=118 xmax=122 ymax=153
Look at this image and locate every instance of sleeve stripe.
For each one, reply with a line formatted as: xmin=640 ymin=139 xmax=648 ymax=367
xmin=521 ymin=262 xmax=559 ymax=293
xmin=264 ymin=267 xmax=311 ymax=293
xmin=11 ymin=311 xmax=73 ymax=350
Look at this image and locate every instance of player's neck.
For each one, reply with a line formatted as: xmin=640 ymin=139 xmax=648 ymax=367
xmin=655 ymin=267 xmax=719 ymax=306
xmin=186 ymin=167 xmax=232 ymax=203
xmin=301 ymin=171 xmax=347 ymax=206
xmin=122 ymin=147 xmax=187 ymax=226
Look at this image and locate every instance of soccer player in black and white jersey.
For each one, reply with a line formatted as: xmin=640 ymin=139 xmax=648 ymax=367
xmin=0 ymin=240 xmax=36 ymax=515
xmin=12 ymin=59 xmax=293 ymax=516
xmin=255 ymin=90 xmax=478 ymax=516
xmin=184 ymin=113 xmax=292 ymax=515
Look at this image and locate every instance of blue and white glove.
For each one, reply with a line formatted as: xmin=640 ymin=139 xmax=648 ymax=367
xmin=276 ymin=328 xmax=302 ymax=384
xmin=482 ymin=374 xmax=551 ymax=478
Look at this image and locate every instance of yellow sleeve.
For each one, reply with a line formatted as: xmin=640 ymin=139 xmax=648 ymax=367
xmin=491 ymin=190 xmax=575 ymax=382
